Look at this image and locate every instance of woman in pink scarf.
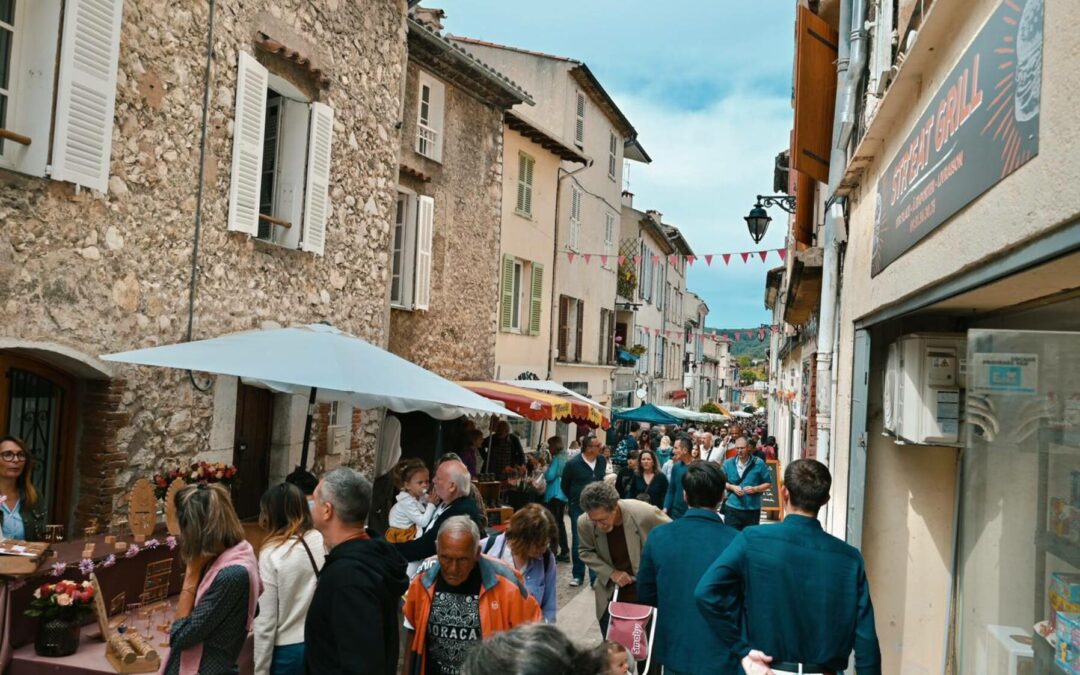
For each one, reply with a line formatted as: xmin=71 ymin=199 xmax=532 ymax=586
xmin=161 ymin=484 xmax=262 ymax=675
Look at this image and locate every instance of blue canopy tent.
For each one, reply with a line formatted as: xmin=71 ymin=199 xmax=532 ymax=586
xmin=612 ymin=403 xmax=682 ymax=426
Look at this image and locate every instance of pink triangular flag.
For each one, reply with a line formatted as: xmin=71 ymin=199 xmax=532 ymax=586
xmin=633 ymin=255 xmax=642 ymax=265
xmin=600 ymin=255 xmax=608 ymax=265
xmin=777 ymin=248 xmax=787 ymax=261
xmin=758 ymin=251 xmax=768 ymax=262
xmin=686 ymin=255 xmax=696 ymax=266
xmin=722 ymin=254 xmax=731 ymax=265
xmin=740 ymin=252 xmax=751 ymax=263
xmin=668 ymin=255 xmax=678 ymax=267
xmin=618 ymin=255 xmax=626 ymax=265
xmin=651 ymin=255 xmax=661 ymax=265
xmin=583 ymin=254 xmax=592 ymax=264
xmin=704 ymin=254 xmax=714 ymax=266
xmin=567 ymin=252 xmax=576 ymax=263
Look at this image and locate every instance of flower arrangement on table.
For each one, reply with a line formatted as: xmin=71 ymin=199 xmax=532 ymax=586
xmin=25 ymin=580 xmax=95 ymax=621
xmin=153 ymin=462 xmax=238 ymax=500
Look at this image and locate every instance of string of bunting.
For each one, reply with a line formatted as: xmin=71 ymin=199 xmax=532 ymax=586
xmin=634 ymin=326 xmax=785 ymax=342
xmin=564 ymin=248 xmax=787 ymax=266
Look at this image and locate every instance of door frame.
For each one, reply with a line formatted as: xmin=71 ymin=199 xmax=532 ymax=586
xmin=231 ymin=383 xmax=273 ymax=521
xmin=0 ymin=353 xmax=79 ymax=525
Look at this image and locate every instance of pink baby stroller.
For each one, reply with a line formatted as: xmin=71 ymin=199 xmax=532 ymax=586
xmin=606 ymin=587 xmax=657 ymax=674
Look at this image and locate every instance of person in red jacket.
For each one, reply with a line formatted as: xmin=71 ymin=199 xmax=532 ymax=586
xmin=402 ymin=516 xmax=541 ymax=675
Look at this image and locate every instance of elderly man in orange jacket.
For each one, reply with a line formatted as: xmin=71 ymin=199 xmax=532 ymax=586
xmin=402 ymin=516 xmax=541 ymax=675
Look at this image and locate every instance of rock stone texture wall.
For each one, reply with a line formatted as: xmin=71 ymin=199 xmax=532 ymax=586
xmin=0 ymin=0 xmax=407 ymax=526
xmin=390 ymin=60 xmax=504 ymax=381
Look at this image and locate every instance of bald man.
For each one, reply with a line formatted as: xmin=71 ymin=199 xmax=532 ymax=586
xmin=394 ymin=459 xmax=484 ymax=564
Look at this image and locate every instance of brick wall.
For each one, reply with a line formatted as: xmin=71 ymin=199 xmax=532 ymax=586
xmin=74 ymin=379 xmax=130 ymax=529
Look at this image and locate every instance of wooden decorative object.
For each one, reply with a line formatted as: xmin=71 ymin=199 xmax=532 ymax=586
xmin=93 ymin=574 xmax=160 ymax=673
xmin=105 ymin=535 xmax=117 ymax=545
xmin=44 ymin=524 xmax=65 ymax=543
xmin=133 ymin=535 xmax=146 ymax=544
xmin=164 ymin=478 xmax=186 ymax=536
xmin=127 ymin=480 xmax=156 ymax=539
xmin=115 ymin=541 xmax=128 ymax=552
xmin=141 ymin=558 xmax=174 ymax=606
xmin=0 ymin=540 xmax=51 ymax=575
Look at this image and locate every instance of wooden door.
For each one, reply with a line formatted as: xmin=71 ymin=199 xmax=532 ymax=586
xmin=232 ymin=384 xmax=273 ymax=520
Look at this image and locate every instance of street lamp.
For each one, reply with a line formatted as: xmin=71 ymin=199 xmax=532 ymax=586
xmin=744 ymin=194 xmax=796 ymax=244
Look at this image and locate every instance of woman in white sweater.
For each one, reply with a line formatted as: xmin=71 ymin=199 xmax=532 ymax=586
xmin=254 ymin=482 xmax=325 ymax=675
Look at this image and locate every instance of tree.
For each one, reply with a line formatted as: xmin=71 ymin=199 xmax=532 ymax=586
xmin=736 ymin=355 xmax=753 ymax=369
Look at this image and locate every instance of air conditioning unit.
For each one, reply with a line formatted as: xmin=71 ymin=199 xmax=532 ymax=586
xmin=328 ymin=425 xmax=349 ymax=455
xmin=887 ymin=333 xmax=966 ymax=446
xmin=882 ymin=342 xmax=900 ymax=434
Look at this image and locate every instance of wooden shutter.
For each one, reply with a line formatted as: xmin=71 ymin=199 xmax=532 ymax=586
xmin=574 ymin=301 xmax=584 ymax=363
xmin=575 ymin=92 xmax=585 ymax=145
xmin=607 ymin=311 xmax=616 ymax=364
xmin=792 ymin=6 xmax=838 ymax=184
xmin=500 ymin=255 xmax=515 ymax=331
xmin=414 ymin=195 xmax=434 ymax=310
xmin=529 ymin=263 xmax=544 ymax=335
xmin=558 ymin=296 xmax=569 ymax=359
xmin=793 ymin=169 xmax=816 ymax=247
xmin=50 ymin=0 xmax=124 ymax=192
xmin=598 ymin=310 xmax=607 ymax=367
xmin=301 ymin=102 xmax=334 ymax=255
xmin=227 ymin=52 xmax=268 ymax=235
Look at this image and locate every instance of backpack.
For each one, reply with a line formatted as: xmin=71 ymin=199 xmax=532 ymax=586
xmin=483 ymin=535 xmax=553 ymax=574
xmin=612 ymin=438 xmax=632 ymax=468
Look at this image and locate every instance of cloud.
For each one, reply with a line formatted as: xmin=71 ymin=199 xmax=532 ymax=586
xmin=615 ymin=90 xmax=793 ymax=327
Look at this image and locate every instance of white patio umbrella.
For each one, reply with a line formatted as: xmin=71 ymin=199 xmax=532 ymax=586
xmin=102 ymin=323 xmax=515 ymax=470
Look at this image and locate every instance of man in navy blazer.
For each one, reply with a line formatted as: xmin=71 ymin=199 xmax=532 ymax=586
xmin=637 ymin=460 xmax=740 ymax=675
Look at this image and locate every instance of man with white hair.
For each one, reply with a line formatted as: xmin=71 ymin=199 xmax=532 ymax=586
xmin=394 ymin=459 xmax=483 ymax=565
xmin=402 ymin=516 xmax=541 ymax=674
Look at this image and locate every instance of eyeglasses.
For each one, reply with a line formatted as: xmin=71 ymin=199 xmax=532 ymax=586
xmin=0 ymin=451 xmax=29 ymax=463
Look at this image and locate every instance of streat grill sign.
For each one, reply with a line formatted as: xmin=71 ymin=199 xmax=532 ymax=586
xmin=872 ymin=0 xmax=1044 ymax=276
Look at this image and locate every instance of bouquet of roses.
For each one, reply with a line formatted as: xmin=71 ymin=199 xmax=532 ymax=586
xmin=153 ymin=462 xmax=238 ymax=500
xmin=25 ymin=580 xmax=95 ymax=621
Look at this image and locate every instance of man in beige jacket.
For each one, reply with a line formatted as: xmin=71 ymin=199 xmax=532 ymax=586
xmin=577 ymin=480 xmax=671 ymax=627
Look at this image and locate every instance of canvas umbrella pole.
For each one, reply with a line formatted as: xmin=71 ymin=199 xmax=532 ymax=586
xmin=298 ymin=386 xmax=318 ymax=472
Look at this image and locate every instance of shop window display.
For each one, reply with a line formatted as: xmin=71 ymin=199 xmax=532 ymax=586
xmin=958 ymin=329 xmax=1080 ymax=674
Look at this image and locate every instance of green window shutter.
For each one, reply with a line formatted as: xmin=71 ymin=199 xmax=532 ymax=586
xmin=529 ymin=263 xmax=544 ymax=335
xmin=516 ymin=153 xmax=534 ymax=215
xmin=523 ymin=155 xmax=534 ymax=215
xmin=500 ymin=255 xmax=515 ymax=331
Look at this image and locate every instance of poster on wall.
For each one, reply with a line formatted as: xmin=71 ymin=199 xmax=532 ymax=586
xmin=970 ymin=352 xmax=1039 ymax=395
xmin=872 ymin=0 xmax=1045 ymax=276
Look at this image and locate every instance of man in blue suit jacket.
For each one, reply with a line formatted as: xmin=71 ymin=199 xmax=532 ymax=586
xmin=695 ymin=459 xmax=882 ymax=675
xmin=637 ymin=460 xmax=739 ymax=675
xmin=662 ymin=437 xmax=692 ymax=519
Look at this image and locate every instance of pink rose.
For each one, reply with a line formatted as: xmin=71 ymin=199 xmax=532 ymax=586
xmin=55 ymin=593 xmax=72 ymax=607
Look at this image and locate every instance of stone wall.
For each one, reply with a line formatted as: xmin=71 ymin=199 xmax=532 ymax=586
xmin=389 ymin=60 xmax=504 ymax=381
xmin=0 ymin=0 xmax=407 ymax=526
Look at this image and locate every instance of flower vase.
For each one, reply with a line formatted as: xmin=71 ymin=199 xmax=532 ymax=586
xmin=34 ymin=617 xmax=81 ymax=657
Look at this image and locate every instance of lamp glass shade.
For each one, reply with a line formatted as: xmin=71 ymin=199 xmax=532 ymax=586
xmin=744 ymin=205 xmax=771 ymax=244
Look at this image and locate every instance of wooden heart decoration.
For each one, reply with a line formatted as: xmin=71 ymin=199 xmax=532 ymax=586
xmin=128 ymin=479 xmax=157 ymax=538
xmin=165 ymin=478 xmax=186 ymax=536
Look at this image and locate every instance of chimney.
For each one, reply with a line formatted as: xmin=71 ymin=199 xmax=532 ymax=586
xmin=646 ymin=209 xmax=663 ymax=224
xmin=621 ymin=190 xmax=634 ymax=208
xmin=413 ymin=7 xmax=446 ymax=31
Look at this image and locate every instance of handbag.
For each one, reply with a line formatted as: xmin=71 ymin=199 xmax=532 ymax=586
xmin=298 ymin=534 xmax=322 ymax=577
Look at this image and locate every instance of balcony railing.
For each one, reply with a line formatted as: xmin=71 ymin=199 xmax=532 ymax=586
xmin=416 ymin=124 xmax=439 ymax=160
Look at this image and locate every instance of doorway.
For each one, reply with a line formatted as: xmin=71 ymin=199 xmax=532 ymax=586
xmin=0 ymin=354 xmax=77 ymax=523
xmin=232 ymin=383 xmax=273 ymax=520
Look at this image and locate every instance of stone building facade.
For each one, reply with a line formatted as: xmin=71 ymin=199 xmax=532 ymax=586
xmin=0 ymin=0 xmax=408 ymax=528
xmin=389 ymin=16 xmax=530 ymax=381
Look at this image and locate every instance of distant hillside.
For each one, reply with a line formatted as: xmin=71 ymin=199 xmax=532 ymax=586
xmin=706 ymin=328 xmax=769 ymax=361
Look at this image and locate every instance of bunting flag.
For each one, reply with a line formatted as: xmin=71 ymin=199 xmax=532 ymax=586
xmin=668 ymin=255 xmax=678 ymax=267
xmin=704 ymin=254 xmax=714 ymax=266
xmin=722 ymin=253 xmax=731 ymax=265
xmin=633 ymin=255 xmax=642 ymax=265
xmin=651 ymin=255 xmax=661 ymax=265
xmin=686 ymin=255 xmax=696 ymax=266
xmin=778 ymin=249 xmax=787 ymax=261
xmin=758 ymin=251 xmax=769 ymax=262
xmin=561 ymin=248 xmax=786 ymax=265
xmin=740 ymin=252 xmax=751 ymax=263
xmin=583 ymin=254 xmax=592 ymax=264
xmin=618 ymin=255 xmax=626 ymax=265
xmin=600 ymin=255 xmax=608 ymax=265
xmin=567 ymin=252 xmax=576 ymax=263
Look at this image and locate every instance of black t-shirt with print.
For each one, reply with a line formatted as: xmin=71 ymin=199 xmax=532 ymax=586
xmin=425 ymin=565 xmax=483 ymax=675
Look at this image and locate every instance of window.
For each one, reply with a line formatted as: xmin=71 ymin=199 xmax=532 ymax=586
xmin=516 ymin=152 xmax=534 ymax=216
xmin=227 ymin=53 xmax=334 ymax=256
xmin=500 ymin=256 xmax=530 ymax=333
xmin=558 ymin=295 xmax=584 ymax=362
xmin=655 ymin=336 xmax=665 ymax=378
xmin=574 ymin=91 xmax=585 ymax=147
xmin=639 ymin=243 xmax=653 ymax=302
xmin=416 ymin=72 xmax=445 ymax=162
xmin=636 ymin=327 xmax=648 ymax=375
xmin=390 ymin=190 xmax=435 ymax=310
xmin=568 ymin=184 xmax=582 ymax=251
xmin=604 ymin=212 xmax=615 ymax=257
xmin=608 ymin=132 xmax=618 ymax=180
xmin=0 ymin=0 xmax=123 ymax=192
xmin=600 ymin=309 xmax=615 ymax=365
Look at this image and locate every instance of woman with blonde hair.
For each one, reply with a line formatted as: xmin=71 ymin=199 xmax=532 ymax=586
xmin=253 ymin=483 xmax=324 ymax=675
xmin=0 ymin=436 xmax=45 ymax=541
xmin=164 ymin=483 xmax=262 ymax=675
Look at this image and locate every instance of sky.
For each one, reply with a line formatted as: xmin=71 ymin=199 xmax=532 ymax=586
xmin=435 ymin=0 xmax=796 ymax=329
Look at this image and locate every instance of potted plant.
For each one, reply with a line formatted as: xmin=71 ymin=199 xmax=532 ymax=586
xmin=153 ymin=461 xmax=238 ymax=500
xmin=26 ymin=580 xmax=95 ymax=657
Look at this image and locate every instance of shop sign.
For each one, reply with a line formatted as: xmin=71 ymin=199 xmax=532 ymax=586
xmin=970 ymin=352 xmax=1039 ymax=395
xmin=872 ymin=0 xmax=1045 ymax=276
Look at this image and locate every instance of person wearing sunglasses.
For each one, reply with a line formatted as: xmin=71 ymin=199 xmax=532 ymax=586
xmin=0 ymin=436 xmax=45 ymax=541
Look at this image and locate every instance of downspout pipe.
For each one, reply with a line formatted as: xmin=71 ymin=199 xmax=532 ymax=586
xmin=546 ymin=160 xmax=593 ymax=380
xmin=815 ymin=0 xmax=866 ymax=485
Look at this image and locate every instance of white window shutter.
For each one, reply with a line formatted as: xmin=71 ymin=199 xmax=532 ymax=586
xmin=227 ymin=52 xmax=268 ymax=236
xmin=414 ymin=195 xmax=435 ymax=310
xmin=51 ymin=0 xmax=124 ymax=193
xmin=302 ymin=102 xmax=334 ymax=255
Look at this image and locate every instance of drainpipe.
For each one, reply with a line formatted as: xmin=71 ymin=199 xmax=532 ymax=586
xmin=815 ymin=0 xmax=867 ymax=478
xmin=546 ymin=161 xmax=593 ymax=380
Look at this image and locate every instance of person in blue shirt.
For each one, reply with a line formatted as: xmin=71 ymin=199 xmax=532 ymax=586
xmin=695 ymin=458 xmax=882 ymax=675
xmin=0 ymin=436 xmax=45 ymax=541
xmin=720 ymin=437 xmax=773 ymax=531
xmin=560 ymin=434 xmax=607 ymax=586
xmin=637 ymin=461 xmax=740 ymax=675
xmin=542 ymin=436 xmax=570 ymax=561
xmin=662 ymin=437 xmax=692 ymax=519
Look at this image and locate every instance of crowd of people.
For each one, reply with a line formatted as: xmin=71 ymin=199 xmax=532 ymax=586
xmin=136 ymin=413 xmax=880 ymax=675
